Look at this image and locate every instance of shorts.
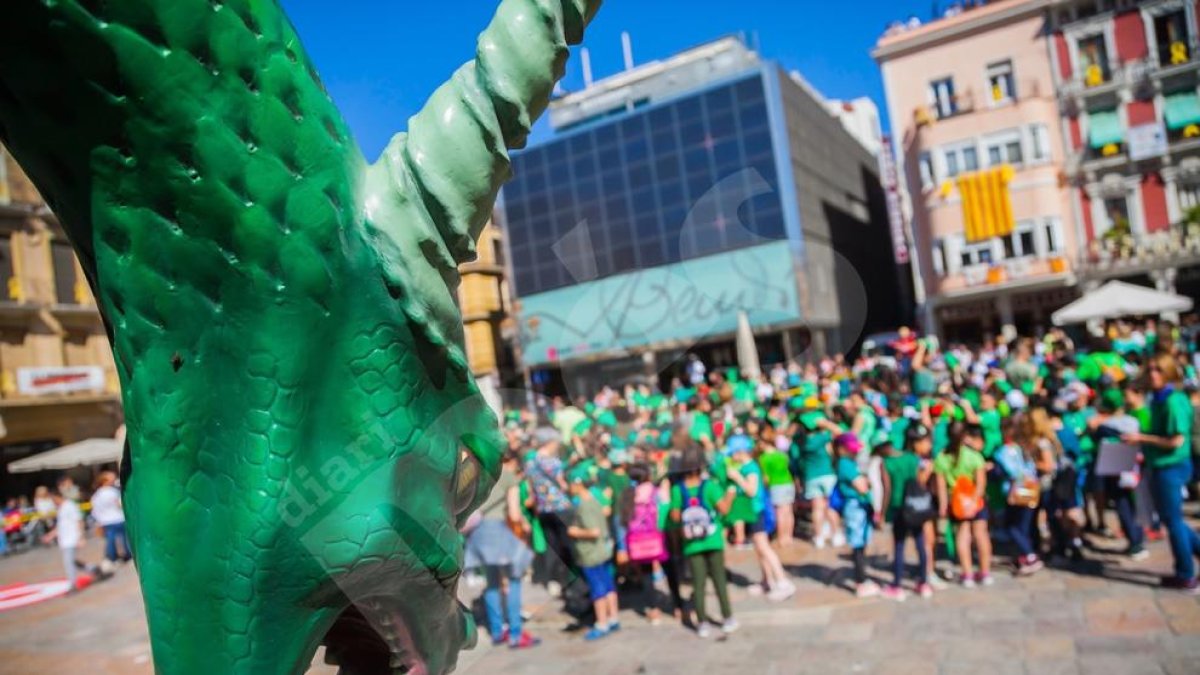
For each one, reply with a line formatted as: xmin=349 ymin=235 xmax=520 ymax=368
xmin=745 ymin=510 xmax=769 ymax=536
xmin=805 ymin=474 xmax=837 ymax=501
xmin=770 ymin=483 xmax=797 ymax=507
xmin=950 ymin=506 xmax=990 ymax=524
xmin=581 ymin=562 xmax=616 ymax=602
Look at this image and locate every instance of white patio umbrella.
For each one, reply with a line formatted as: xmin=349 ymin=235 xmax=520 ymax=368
xmin=6 ymin=438 xmax=122 ymax=474
xmin=736 ymin=310 xmax=762 ymax=380
xmin=1052 ymin=280 xmax=1193 ymax=326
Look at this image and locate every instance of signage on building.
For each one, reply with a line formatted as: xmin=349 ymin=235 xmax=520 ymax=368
xmin=16 ymin=366 xmax=105 ymax=396
xmin=1128 ymin=123 xmax=1167 ymax=162
xmin=878 ymin=135 xmax=910 ymax=264
xmin=517 ymin=241 xmax=801 ymax=367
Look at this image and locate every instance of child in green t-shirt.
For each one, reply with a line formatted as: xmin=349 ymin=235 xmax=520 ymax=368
xmin=568 ymin=477 xmax=618 ymax=641
xmin=670 ymin=449 xmax=737 ymax=639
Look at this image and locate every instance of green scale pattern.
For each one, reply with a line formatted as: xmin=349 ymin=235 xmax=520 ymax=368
xmin=0 ymin=0 xmax=601 ymax=673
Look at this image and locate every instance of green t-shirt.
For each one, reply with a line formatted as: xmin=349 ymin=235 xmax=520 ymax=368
xmin=1132 ymin=406 xmax=1151 ymax=432
xmin=979 ymin=409 xmax=1003 ymax=459
xmin=1062 ymin=408 xmax=1097 ymax=459
xmin=934 ymin=448 xmax=986 ymax=489
xmin=571 ymin=496 xmax=612 ymax=568
xmin=727 ymin=460 xmax=763 ymax=523
xmin=888 ymin=416 xmax=911 ymax=452
xmin=931 ymin=418 xmax=950 ymax=457
xmin=883 ymin=452 xmax=920 ymax=521
xmin=690 ymin=412 xmax=714 ymax=443
xmin=1147 ymin=390 xmax=1193 ymax=468
xmin=836 ymin=456 xmax=869 ymax=505
xmin=1077 ymin=351 xmax=1126 ymax=384
xmin=802 ymin=430 xmax=835 ymax=479
xmin=671 ymin=481 xmax=726 ymax=556
xmin=855 ymin=408 xmax=878 ymax=446
xmin=758 ymin=450 xmax=792 ymax=487
xmin=912 ymin=368 xmax=936 ymax=397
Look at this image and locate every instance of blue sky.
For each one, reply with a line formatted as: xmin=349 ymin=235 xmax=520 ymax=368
xmin=281 ymin=0 xmax=933 ymax=159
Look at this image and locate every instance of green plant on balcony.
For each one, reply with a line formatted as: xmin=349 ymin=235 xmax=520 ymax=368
xmin=1103 ymin=215 xmax=1131 ymax=240
xmin=1184 ymin=204 xmax=1200 ymax=227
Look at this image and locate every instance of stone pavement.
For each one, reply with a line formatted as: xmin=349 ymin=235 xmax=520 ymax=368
xmin=1 ymin=521 xmax=1199 ymax=674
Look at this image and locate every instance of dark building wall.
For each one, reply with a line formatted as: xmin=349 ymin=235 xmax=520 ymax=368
xmin=775 ymin=70 xmax=908 ymax=354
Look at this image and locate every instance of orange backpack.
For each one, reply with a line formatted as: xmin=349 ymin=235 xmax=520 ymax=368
xmin=950 ymin=476 xmax=982 ymax=521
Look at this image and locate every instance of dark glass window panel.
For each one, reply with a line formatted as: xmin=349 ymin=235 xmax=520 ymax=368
xmin=739 ymin=104 xmax=769 ymax=131
xmin=637 ymin=238 xmax=666 ymax=268
xmin=679 ymin=120 xmax=706 ymax=147
xmin=612 ymin=245 xmax=637 ymax=273
xmin=598 ymin=144 xmax=622 ymax=167
xmin=618 ymin=116 xmax=646 ymax=142
xmin=713 ymin=140 xmax=742 ymax=169
xmin=704 ymin=87 xmax=734 ymax=116
xmin=734 ymin=77 xmax=764 ymax=105
xmin=675 ymin=97 xmax=702 ymax=123
xmin=625 ymin=137 xmax=649 ymax=162
xmin=658 ymin=180 xmax=685 ymax=211
xmin=685 ymin=169 xmax=714 ymax=202
xmin=601 ymin=171 xmax=626 ymax=194
xmin=682 ymin=148 xmax=712 ymax=174
xmin=648 ymin=105 xmax=675 ymax=130
xmin=707 ymin=112 xmax=736 ymax=140
xmin=572 ymin=154 xmax=596 ymax=178
xmin=630 ymin=188 xmax=656 ymax=215
xmin=515 ymin=268 xmax=537 ymax=296
xmin=655 ymin=154 xmax=682 ymax=181
xmin=651 ymin=129 xmax=678 ymax=155
xmin=628 ymin=162 xmax=652 ymax=188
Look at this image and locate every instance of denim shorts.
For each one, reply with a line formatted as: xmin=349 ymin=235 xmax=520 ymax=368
xmin=770 ymin=483 xmax=797 ymax=507
xmin=581 ymin=562 xmax=616 ymax=601
xmin=805 ymin=474 xmax=837 ymax=501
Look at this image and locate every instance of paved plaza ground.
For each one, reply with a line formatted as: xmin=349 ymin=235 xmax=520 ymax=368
xmin=2 ymin=517 xmax=1199 ymax=675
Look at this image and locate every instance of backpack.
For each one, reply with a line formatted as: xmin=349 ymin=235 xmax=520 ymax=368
xmin=828 ymin=483 xmax=845 ymax=514
xmin=626 ymin=483 xmax=667 ymax=562
xmin=901 ymin=477 xmax=936 ymax=527
xmin=1051 ymin=463 xmax=1078 ymax=503
xmin=680 ymin=481 xmax=718 ymax=541
xmin=950 ymin=476 xmax=982 ymax=521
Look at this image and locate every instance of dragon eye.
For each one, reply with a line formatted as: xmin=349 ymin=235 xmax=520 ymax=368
xmin=454 ymin=448 xmax=482 ymax=516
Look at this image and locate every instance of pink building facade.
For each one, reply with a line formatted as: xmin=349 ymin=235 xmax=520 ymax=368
xmin=876 ymin=0 xmax=1081 ymax=340
xmin=1050 ymin=0 xmax=1200 ymax=302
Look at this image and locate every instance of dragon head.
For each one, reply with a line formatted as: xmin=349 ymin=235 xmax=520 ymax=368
xmin=0 ymin=0 xmax=600 ymax=672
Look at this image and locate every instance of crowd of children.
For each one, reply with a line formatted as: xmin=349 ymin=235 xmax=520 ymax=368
xmin=472 ymin=319 xmax=1200 ymax=645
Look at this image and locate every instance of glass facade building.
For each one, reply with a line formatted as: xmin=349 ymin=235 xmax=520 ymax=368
xmin=504 ymin=72 xmax=787 ymax=297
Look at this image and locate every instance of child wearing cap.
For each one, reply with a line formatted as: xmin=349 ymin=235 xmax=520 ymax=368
xmin=725 ymin=434 xmax=794 ymax=601
xmin=834 ymin=432 xmax=879 ymax=597
xmin=567 ymin=475 xmax=619 ymax=641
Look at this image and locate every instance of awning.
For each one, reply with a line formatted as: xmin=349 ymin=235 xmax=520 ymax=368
xmin=1052 ymin=280 xmax=1193 ymax=325
xmin=6 ymin=438 xmax=122 ymax=474
xmin=1088 ymin=109 xmax=1124 ymax=149
xmin=1165 ymin=91 xmax=1200 ymax=131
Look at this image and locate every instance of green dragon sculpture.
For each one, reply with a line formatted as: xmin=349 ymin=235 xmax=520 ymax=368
xmin=0 ymin=0 xmax=600 ymax=672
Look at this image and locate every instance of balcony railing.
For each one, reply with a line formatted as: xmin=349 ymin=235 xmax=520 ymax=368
xmin=1080 ymin=225 xmax=1200 ymax=274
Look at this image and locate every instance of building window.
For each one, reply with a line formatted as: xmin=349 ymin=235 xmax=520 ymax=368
xmin=1102 ymin=195 xmax=1131 ymax=236
xmin=1154 ymin=9 xmax=1191 ymax=67
xmin=930 ymin=77 xmax=957 ymax=119
xmin=985 ymin=130 xmax=1024 ymax=167
xmin=943 ymin=142 xmax=979 ymax=178
xmin=1002 ymin=221 xmax=1038 ymax=258
xmin=1179 ymin=182 xmax=1200 ymax=213
xmin=1042 ymin=217 xmax=1064 ymax=255
xmin=960 ymin=239 xmax=995 ymax=268
xmin=932 ymin=240 xmax=946 ymax=276
xmin=918 ymin=151 xmax=936 ymax=190
xmin=987 ymin=60 xmax=1016 ymax=105
xmin=1078 ymin=34 xmax=1111 ymax=87
xmin=1028 ymin=124 xmax=1052 ymax=162
xmin=51 ymin=241 xmax=79 ymax=305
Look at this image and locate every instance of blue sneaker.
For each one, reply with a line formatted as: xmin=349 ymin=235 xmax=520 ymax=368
xmin=608 ymin=621 xmax=621 ymax=633
xmin=584 ymin=627 xmax=609 ymax=641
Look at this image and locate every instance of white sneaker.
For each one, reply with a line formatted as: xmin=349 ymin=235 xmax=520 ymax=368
xmin=813 ymin=536 xmax=828 ymax=550
xmin=721 ymin=618 xmax=740 ymax=634
xmin=696 ymin=623 xmax=714 ymax=639
xmin=831 ymin=533 xmax=847 ymax=548
xmin=927 ymin=574 xmax=948 ymax=590
xmin=855 ymin=580 xmax=881 ymax=598
xmin=768 ymin=581 xmax=796 ymax=602
xmin=961 ymin=576 xmax=977 ymax=589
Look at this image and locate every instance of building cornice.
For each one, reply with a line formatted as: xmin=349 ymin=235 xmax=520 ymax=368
xmin=873 ymin=0 xmax=1051 ymax=62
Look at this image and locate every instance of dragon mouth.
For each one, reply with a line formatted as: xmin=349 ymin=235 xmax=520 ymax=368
xmin=320 ymin=591 xmax=475 ymax=675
